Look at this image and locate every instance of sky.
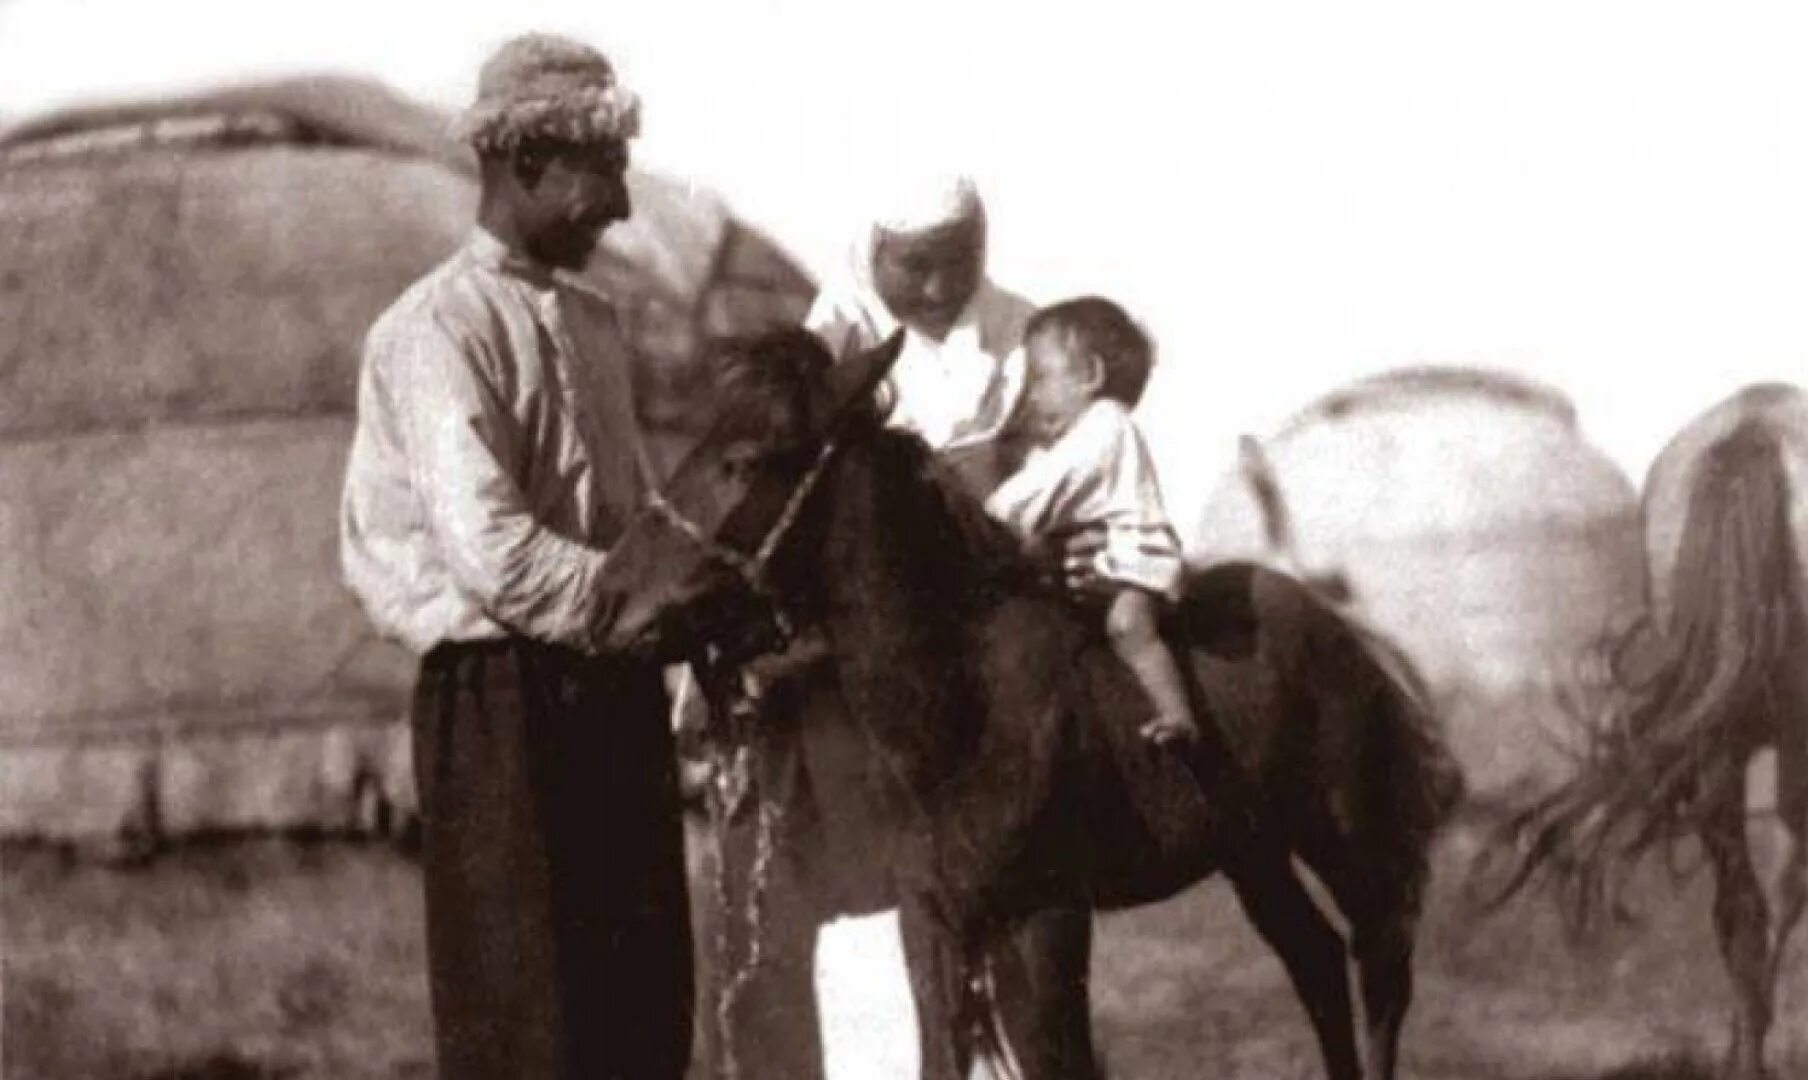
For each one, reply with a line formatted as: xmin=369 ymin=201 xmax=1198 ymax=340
xmin=5 ymin=0 xmax=1808 ymax=526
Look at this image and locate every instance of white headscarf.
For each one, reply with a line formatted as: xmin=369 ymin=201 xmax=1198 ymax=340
xmin=807 ymin=171 xmax=1026 ymax=454
xmin=836 ymin=171 xmax=988 ymax=333
xmin=870 ymin=171 xmax=985 ymax=239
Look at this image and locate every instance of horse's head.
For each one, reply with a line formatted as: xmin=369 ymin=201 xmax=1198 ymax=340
xmin=594 ymin=327 xmax=906 ymax=660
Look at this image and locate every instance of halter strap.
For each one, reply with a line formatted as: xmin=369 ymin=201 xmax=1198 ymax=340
xmin=642 ymin=435 xmax=842 ymax=590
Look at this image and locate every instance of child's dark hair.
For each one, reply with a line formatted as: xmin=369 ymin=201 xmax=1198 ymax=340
xmin=1025 ymin=296 xmax=1154 ymax=406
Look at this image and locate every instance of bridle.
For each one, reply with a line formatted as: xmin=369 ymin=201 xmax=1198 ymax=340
xmin=635 ymin=431 xmax=851 ymax=1080
xmin=640 ymin=433 xmax=843 ymax=600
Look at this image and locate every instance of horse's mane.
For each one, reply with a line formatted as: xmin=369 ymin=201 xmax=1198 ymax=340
xmin=701 ymin=328 xmax=1070 ymax=794
xmin=801 ymin=426 xmax=1019 ymax=790
xmin=1488 ymin=417 xmax=1808 ymax=929
xmin=699 ymin=325 xmax=1035 ymax=597
xmin=868 ymin=428 xmax=1045 ymax=595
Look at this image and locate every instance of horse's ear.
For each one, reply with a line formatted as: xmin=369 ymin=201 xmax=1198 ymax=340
xmin=818 ymin=330 xmax=906 ymax=431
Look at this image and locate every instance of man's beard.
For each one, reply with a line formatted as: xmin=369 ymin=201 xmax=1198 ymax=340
xmin=529 ymin=222 xmax=604 ymax=271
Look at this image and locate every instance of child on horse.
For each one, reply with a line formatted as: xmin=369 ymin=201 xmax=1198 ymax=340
xmin=984 ymin=296 xmax=1199 ymax=747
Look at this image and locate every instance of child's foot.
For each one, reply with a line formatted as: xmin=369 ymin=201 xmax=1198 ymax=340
xmin=1139 ymin=712 xmax=1199 ymax=748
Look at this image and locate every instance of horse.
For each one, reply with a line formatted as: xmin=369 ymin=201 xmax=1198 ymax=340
xmin=598 ymin=328 xmax=1466 ymax=1080
xmin=1483 ymin=383 xmax=1808 ymax=1080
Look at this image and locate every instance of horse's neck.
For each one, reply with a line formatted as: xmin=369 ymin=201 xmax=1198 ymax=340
xmin=815 ymin=442 xmax=999 ymax=788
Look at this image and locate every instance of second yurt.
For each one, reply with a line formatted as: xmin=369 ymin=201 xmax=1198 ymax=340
xmin=1194 ymin=367 xmax=1646 ymax=790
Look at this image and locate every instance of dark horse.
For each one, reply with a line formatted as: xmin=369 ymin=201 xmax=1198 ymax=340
xmin=599 ymin=329 xmax=1464 ymax=1080
xmin=1486 ymin=383 xmax=1808 ymax=1080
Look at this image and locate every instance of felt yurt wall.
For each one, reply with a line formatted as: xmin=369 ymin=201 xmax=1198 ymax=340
xmin=1193 ymin=367 xmax=1647 ymax=791
xmin=0 ymin=77 xmax=813 ymax=843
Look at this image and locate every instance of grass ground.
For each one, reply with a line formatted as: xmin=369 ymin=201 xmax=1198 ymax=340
xmin=3 ymin=820 xmax=1803 ymax=1080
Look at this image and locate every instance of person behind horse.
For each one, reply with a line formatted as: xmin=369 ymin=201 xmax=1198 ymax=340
xmin=984 ymin=297 xmax=1199 ymax=748
xmin=730 ymin=174 xmax=1108 ymax=693
xmin=683 ymin=175 xmax=1034 ymax=706
xmin=806 ymin=174 xmax=1041 ymax=1076
xmin=807 ymin=172 xmax=1032 ymax=480
xmin=339 ymin=33 xmax=691 ymax=1080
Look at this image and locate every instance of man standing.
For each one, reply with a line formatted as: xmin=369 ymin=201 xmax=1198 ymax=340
xmin=340 ymin=34 xmax=691 ymax=1080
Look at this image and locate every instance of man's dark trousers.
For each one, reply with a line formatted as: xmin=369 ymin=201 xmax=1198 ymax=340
xmin=412 ymin=636 xmax=693 ymax=1080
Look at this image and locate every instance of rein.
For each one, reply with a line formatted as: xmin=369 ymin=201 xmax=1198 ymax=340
xmin=638 ymin=434 xmax=841 ymax=1080
xmin=691 ymin=649 xmax=784 ymax=1080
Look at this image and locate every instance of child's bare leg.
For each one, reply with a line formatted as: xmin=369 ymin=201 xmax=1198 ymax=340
xmin=1105 ymin=589 xmax=1198 ymax=746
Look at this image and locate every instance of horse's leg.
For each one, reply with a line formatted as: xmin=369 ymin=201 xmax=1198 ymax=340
xmin=1764 ymin=738 xmax=1805 ymax=1005
xmin=1225 ymin=852 xmax=1364 ymax=1080
xmin=1326 ymin=835 xmax=1433 ymax=1080
xmin=1351 ymin=903 xmax=1416 ymax=1080
xmin=982 ymin=905 xmax=1100 ymax=1080
xmin=1702 ymin=787 xmax=1773 ymax=1080
xmin=1768 ymin=812 xmax=1805 ymax=1009
xmin=1296 ymin=793 xmax=1435 ymax=1080
xmin=899 ymin=891 xmax=974 ymax=1080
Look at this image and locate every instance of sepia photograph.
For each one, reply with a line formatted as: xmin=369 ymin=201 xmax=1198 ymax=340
xmin=1 ymin=2 xmax=1804 ymax=1078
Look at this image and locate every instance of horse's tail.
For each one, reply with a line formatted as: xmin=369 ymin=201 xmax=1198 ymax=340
xmin=1281 ymin=578 xmax=1469 ymax=922
xmin=1482 ymin=418 xmax=1808 ymax=932
xmin=1347 ymin=617 xmax=1469 ymax=866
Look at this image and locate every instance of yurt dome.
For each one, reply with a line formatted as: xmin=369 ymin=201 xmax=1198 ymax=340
xmin=0 ymin=77 xmax=813 ymax=843
xmin=1195 ymin=366 xmax=1646 ymax=789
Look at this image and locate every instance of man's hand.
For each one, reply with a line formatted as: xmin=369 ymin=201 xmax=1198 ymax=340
xmin=585 ymin=582 xmax=628 ymax=656
xmin=941 ymin=440 xmax=1004 ymax=500
xmin=739 ymin=626 xmax=832 ymax=693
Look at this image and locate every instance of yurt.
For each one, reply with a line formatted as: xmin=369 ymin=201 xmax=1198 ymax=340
xmin=1193 ymin=366 xmax=1646 ymax=791
xmin=0 ymin=76 xmax=813 ymax=843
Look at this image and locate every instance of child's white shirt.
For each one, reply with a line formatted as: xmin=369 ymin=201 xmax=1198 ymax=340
xmin=984 ymin=398 xmax=1184 ymax=599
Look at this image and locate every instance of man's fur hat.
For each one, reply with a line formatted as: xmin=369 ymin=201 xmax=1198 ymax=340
xmin=452 ymin=33 xmax=641 ymax=154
